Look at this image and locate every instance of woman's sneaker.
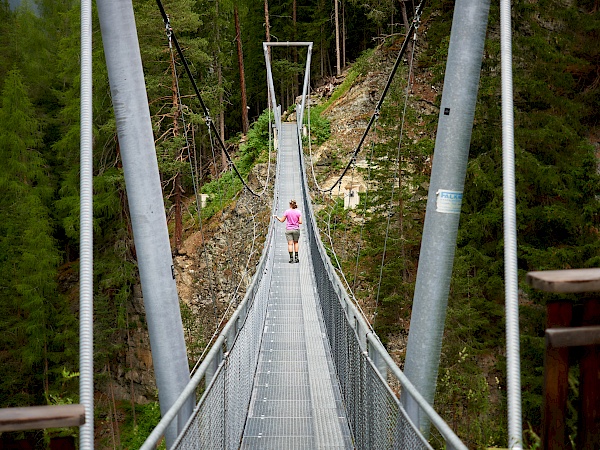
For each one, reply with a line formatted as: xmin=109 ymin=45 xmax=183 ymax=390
xmin=295 ymin=257 xmax=299 ymax=263
xmin=289 ymin=257 xmax=294 ymax=263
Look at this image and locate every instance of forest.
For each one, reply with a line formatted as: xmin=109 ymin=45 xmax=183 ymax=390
xmin=0 ymin=0 xmax=599 ymax=448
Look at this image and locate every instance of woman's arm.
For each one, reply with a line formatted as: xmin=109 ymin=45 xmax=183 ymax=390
xmin=274 ymin=214 xmax=285 ymax=223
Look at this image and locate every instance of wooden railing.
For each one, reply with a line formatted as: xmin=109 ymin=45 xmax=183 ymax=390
xmin=526 ymin=268 xmax=600 ymax=450
xmin=0 ymin=404 xmax=85 ymax=432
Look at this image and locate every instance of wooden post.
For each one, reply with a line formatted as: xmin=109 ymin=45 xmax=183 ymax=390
xmin=578 ymin=298 xmax=600 ymax=450
xmin=527 ymin=268 xmax=600 ymax=450
xmin=543 ymin=301 xmax=572 ymax=449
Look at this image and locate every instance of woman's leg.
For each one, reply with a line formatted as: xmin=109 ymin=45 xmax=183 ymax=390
xmin=285 ymin=232 xmax=294 ymax=262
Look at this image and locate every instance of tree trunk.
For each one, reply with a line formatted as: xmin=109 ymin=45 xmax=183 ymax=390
xmin=400 ymin=1 xmax=412 ymax=55
xmin=264 ymin=0 xmax=271 ymax=43
xmin=400 ymin=1 xmax=414 ymax=84
xmin=218 ymin=61 xmax=227 ymax=171
xmin=174 ymin=173 xmax=182 ymax=250
xmin=334 ymin=0 xmax=341 ymax=76
xmin=320 ymin=26 xmax=325 ymax=77
xmin=342 ymin=0 xmax=346 ymax=69
xmin=170 ymin=53 xmax=183 ymax=250
xmin=293 ymin=0 xmax=298 ymax=99
xmin=265 ymin=0 xmax=272 ymax=109
xmin=235 ymin=6 xmax=249 ymax=134
xmin=215 ymin=0 xmax=227 ymax=170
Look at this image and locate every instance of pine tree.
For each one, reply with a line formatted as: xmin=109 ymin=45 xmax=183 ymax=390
xmin=0 ymin=69 xmax=73 ymax=406
xmin=418 ymin=0 xmax=600 ymax=443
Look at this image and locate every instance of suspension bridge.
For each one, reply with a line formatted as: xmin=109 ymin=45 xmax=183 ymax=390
xmin=140 ymin=115 xmax=466 ymax=449
xmin=0 ymin=0 xmax=536 ymax=447
xmin=133 ymin=8 xmax=473 ymax=443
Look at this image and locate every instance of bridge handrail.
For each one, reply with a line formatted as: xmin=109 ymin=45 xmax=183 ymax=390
xmin=141 ymin=206 xmax=278 ymax=450
xmin=295 ymin=121 xmax=468 ymax=450
xmin=366 ymin=333 xmax=469 ymax=450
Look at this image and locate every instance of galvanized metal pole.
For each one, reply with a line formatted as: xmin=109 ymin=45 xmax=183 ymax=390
xmin=297 ymin=44 xmax=313 ymax=126
xmin=79 ymin=0 xmax=93 ymax=447
xmin=96 ymin=0 xmax=193 ymax=445
xmin=402 ymin=0 xmax=491 ymax=433
xmin=500 ymin=0 xmax=523 ymax=445
xmin=263 ymin=43 xmax=281 ymax=131
xmin=263 ymin=42 xmax=313 ymax=133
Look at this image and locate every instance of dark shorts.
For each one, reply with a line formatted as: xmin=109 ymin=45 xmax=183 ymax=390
xmin=285 ymin=229 xmax=300 ymax=242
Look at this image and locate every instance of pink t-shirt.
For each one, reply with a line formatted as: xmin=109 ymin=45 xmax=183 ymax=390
xmin=284 ymin=208 xmax=302 ymax=230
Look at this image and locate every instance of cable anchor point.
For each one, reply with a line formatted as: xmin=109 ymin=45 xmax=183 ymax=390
xmin=165 ymin=16 xmax=173 ymax=48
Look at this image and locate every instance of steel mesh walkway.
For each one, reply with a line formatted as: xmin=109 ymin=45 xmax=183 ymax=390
xmin=240 ymin=123 xmax=353 ymax=449
xmin=143 ymin=120 xmax=467 ymax=450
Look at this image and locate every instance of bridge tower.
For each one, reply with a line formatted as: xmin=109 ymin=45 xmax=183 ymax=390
xmin=96 ymin=0 xmax=194 ymax=446
xmin=402 ymin=0 xmax=492 ymax=435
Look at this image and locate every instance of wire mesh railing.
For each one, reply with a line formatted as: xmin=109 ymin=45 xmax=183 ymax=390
xmin=141 ymin=117 xmax=466 ymax=450
xmin=140 ymin=210 xmax=276 ymax=450
xmin=171 ymin=259 xmax=273 ymax=450
xmin=296 ymin=119 xmax=467 ymax=450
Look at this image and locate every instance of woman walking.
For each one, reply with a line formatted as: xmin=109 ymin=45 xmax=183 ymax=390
xmin=275 ymin=199 xmax=302 ymax=263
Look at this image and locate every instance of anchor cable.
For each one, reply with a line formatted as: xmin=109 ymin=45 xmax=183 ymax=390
xmin=317 ymin=0 xmax=426 ymax=193
xmin=157 ymin=0 xmax=265 ymax=197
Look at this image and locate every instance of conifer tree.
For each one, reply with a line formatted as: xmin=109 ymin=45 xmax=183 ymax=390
xmin=0 ymin=69 xmax=72 ymax=405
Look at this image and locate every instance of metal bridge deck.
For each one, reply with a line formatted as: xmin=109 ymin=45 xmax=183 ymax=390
xmin=240 ymin=123 xmax=354 ymax=449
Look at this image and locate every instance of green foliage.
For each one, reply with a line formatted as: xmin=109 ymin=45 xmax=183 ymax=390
xmin=119 ymin=402 xmax=166 ymax=450
xmin=306 ymin=110 xmax=331 ymax=146
xmin=349 ymin=47 xmax=378 ymax=77
xmin=0 ymin=68 xmax=76 ymax=407
xmin=199 ymin=109 xmax=272 ymax=219
xmin=435 ymin=346 xmax=504 ymax=448
xmin=346 ymin=65 xmax=431 ymax=336
xmin=431 ymin=0 xmax=600 ymax=444
xmin=312 ymin=0 xmax=599 ymax=445
xmin=242 ymin=110 xmax=272 ymax=165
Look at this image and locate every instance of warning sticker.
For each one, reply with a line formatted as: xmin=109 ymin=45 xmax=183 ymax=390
xmin=436 ymin=189 xmax=463 ymax=214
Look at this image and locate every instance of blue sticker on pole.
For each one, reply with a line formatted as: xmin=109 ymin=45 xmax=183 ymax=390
xmin=436 ymin=189 xmax=463 ymax=214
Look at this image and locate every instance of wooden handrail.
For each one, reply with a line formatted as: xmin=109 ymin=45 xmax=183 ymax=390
xmin=527 ymin=268 xmax=600 ymax=450
xmin=526 ymin=268 xmax=600 ymax=293
xmin=0 ymin=404 xmax=85 ymax=432
xmin=546 ymin=326 xmax=600 ymax=348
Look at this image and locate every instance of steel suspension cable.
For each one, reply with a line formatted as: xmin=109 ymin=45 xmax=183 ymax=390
xmin=161 ymin=6 xmax=274 ymax=321
xmin=323 ymin=194 xmax=374 ymax=328
xmin=501 ymin=0 xmax=523 ymax=443
xmin=316 ymin=0 xmax=426 ymax=193
xmin=375 ymin=34 xmax=417 ymax=312
xmin=168 ymin=36 xmax=219 ymax=323
xmin=79 ymin=0 xmax=94 ymax=447
xmin=167 ymin=35 xmax=271 ymax=326
xmin=156 ymin=0 xmax=267 ymax=197
xmin=206 ymin=123 xmax=238 ymax=300
xmin=189 ymin=188 xmax=262 ymax=376
xmin=310 ymin=20 xmax=422 ymax=320
xmin=229 ymin=198 xmax=260 ymax=305
xmin=187 ymin=123 xmax=269 ymax=376
xmin=304 ymin=80 xmax=375 ymax=325
xmin=352 ymin=140 xmax=376 ymax=293
xmin=306 ymin=5 xmax=421 ymax=320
